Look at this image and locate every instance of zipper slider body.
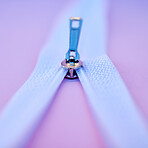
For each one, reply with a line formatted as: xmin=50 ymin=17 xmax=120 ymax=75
xmin=61 ymin=17 xmax=83 ymax=79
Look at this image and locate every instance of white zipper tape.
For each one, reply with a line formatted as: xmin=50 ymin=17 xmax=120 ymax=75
xmin=77 ymin=55 xmax=148 ymax=148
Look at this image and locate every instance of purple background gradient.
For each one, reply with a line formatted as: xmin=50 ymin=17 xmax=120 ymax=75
xmin=0 ymin=0 xmax=148 ymax=147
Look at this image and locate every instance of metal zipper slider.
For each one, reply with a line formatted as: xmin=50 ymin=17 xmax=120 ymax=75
xmin=61 ymin=17 xmax=83 ymax=79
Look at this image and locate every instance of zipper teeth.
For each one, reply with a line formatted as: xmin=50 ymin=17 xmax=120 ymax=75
xmin=77 ymin=61 xmax=113 ymax=148
xmin=77 ymin=55 xmax=148 ymax=148
xmin=0 ymin=65 xmax=67 ymax=148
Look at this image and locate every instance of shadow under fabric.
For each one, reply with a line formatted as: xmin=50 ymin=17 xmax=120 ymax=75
xmin=0 ymin=0 xmax=148 ymax=148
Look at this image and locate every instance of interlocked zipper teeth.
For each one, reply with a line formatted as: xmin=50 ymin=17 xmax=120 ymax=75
xmin=77 ymin=55 xmax=148 ymax=148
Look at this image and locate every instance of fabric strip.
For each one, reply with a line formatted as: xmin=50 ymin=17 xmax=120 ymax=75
xmin=0 ymin=59 xmax=67 ymax=148
xmin=77 ymin=55 xmax=148 ymax=148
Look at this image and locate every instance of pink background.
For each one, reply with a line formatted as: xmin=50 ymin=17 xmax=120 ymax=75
xmin=0 ymin=0 xmax=148 ymax=147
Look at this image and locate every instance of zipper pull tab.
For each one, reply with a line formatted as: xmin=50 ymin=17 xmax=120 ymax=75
xmin=61 ymin=17 xmax=83 ymax=79
xmin=66 ymin=17 xmax=82 ymax=62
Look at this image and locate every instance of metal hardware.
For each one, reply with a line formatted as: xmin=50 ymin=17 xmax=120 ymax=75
xmin=61 ymin=17 xmax=83 ymax=79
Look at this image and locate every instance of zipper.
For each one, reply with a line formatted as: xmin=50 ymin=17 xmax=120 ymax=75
xmin=0 ymin=63 xmax=67 ymax=148
xmin=0 ymin=0 xmax=148 ymax=148
xmin=77 ymin=56 xmax=148 ymax=148
xmin=61 ymin=17 xmax=83 ymax=79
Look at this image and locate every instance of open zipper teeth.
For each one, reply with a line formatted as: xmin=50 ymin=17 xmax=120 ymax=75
xmin=0 ymin=63 xmax=67 ymax=148
xmin=77 ymin=55 xmax=148 ymax=148
xmin=0 ymin=55 xmax=148 ymax=148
